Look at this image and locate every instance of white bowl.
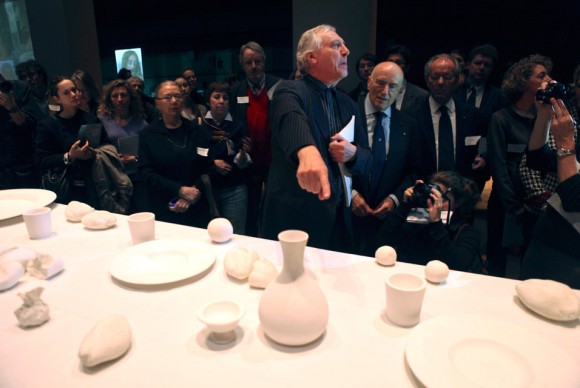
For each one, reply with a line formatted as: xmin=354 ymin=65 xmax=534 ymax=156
xmin=197 ymin=300 xmax=245 ymax=343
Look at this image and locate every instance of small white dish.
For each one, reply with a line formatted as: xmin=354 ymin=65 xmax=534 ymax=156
xmin=197 ymin=300 xmax=245 ymax=344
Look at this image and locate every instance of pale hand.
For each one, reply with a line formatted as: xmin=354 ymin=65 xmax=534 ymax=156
xmin=296 ymin=145 xmax=330 ymax=200
xmin=329 ymin=133 xmax=357 ymax=163
xmin=214 ymin=160 xmax=232 ymax=175
xmin=68 ymin=140 xmax=94 ymax=160
xmin=179 ymin=186 xmax=201 ymax=205
xmin=371 ymin=197 xmax=396 ymax=219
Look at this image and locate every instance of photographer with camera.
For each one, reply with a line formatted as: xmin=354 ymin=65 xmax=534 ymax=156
xmin=519 ymin=90 xmax=580 ymax=287
xmin=374 ymin=171 xmax=482 ymax=272
xmin=0 ymin=72 xmax=44 ymax=189
xmin=486 ymin=54 xmax=554 ymax=277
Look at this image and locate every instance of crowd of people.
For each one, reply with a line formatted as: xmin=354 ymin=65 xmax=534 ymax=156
xmin=1 ymin=24 xmax=578 ymax=287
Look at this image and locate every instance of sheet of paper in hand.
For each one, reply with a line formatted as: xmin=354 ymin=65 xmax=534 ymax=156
xmin=78 ymin=124 xmax=103 ymax=148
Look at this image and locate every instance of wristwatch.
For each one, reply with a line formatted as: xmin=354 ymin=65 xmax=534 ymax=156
xmin=9 ymin=105 xmax=18 ymax=113
xmin=556 ymin=147 xmax=575 ymax=157
xmin=63 ymin=152 xmax=73 ymax=165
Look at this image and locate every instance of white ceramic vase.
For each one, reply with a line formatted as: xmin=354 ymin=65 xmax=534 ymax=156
xmin=258 ymin=230 xmax=329 ymax=346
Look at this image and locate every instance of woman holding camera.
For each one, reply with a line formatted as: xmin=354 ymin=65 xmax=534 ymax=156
xmin=520 ymin=97 xmax=580 ymax=288
xmin=375 ymin=171 xmax=482 ymax=272
xmin=486 ymin=54 xmax=553 ymax=277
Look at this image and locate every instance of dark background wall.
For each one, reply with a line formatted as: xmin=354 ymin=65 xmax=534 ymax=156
xmin=58 ymin=0 xmax=580 ymax=90
xmin=376 ymin=0 xmax=580 ymax=88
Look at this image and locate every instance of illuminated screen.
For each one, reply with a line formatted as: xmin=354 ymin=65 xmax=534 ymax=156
xmin=115 ymin=48 xmax=144 ymax=79
xmin=0 ymin=0 xmax=35 ymax=80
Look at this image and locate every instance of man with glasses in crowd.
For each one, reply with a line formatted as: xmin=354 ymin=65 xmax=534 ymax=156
xmin=352 ymin=61 xmax=420 ymax=255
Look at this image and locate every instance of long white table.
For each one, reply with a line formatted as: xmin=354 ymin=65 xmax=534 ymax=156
xmin=1 ymin=204 xmax=579 ymax=387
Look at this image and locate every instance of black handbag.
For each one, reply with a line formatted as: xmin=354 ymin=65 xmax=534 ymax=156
xmin=41 ymin=167 xmax=70 ymax=204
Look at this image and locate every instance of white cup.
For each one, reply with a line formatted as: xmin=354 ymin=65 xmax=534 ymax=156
xmin=128 ymin=212 xmax=155 ymax=245
xmin=23 ymin=207 xmax=52 ymax=239
xmin=385 ymin=272 xmax=426 ymax=327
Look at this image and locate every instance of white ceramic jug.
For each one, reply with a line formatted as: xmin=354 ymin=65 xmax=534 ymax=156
xmin=258 ymin=230 xmax=329 ymax=346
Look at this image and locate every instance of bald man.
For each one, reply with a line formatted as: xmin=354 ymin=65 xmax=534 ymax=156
xmin=352 ymin=61 xmax=420 ymax=255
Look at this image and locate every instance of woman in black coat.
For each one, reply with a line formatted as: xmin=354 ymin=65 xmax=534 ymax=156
xmin=138 ymin=81 xmax=213 ymax=228
xmin=36 ymin=76 xmax=104 ymax=206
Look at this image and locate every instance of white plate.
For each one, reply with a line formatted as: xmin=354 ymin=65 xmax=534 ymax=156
xmin=0 ymin=189 xmax=57 ymax=221
xmin=110 ymin=240 xmax=216 ymax=285
xmin=405 ymin=314 xmax=578 ymax=388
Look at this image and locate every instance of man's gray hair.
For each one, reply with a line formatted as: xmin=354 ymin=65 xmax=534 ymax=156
xmin=296 ymin=24 xmax=336 ymax=71
xmin=424 ymin=53 xmax=461 ymax=78
xmin=239 ymin=41 xmax=266 ymax=63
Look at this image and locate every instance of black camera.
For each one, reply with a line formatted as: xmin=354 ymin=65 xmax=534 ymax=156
xmin=0 ymin=80 xmax=13 ymax=94
xmin=409 ymin=183 xmax=443 ymax=208
xmin=535 ymin=82 xmax=573 ymax=106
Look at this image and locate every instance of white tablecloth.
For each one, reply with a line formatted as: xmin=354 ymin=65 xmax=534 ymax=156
xmin=1 ymin=204 xmax=579 ymax=387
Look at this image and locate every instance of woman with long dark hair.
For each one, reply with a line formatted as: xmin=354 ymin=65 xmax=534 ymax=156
xmin=71 ymin=69 xmax=100 ymax=117
xmin=35 ymin=76 xmax=105 ymax=206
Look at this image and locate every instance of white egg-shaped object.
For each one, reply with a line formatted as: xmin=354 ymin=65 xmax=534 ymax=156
xmin=375 ymin=245 xmax=397 ymax=266
xmin=425 ymin=260 xmax=449 ymax=283
xmin=207 ymin=218 xmax=233 ymax=243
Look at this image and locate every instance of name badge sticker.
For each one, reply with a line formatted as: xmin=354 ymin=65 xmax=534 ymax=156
xmin=464 ymin=135 xmax=481 ymax=146
xmin=197 ymin=147 xmax=209 ymax=157
xmin=237 ymin=96 xmax=249 ymax=104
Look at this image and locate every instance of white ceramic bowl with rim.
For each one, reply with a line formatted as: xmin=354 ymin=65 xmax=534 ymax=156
xmin=197 ymin=300 xmax=245 ymax=343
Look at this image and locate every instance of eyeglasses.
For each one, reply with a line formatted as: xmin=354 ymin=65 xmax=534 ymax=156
xmin=156 ymin=94 xmax=183 ymax=101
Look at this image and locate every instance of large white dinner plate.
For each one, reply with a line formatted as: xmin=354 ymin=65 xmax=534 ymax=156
xmin=0 ymin=189 xmax=57 ymax=221
xmin=405 ymin=314 xmax=578 ymax=388
xmin=110 ymin=240 xmax=216 ymax=285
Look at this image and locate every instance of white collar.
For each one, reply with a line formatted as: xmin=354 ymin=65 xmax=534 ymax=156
xmin=205 ymin=111 xmax=233 ymax=123
xmin=364 ymin=94 xmax=392 ymax=118
xmin=428 ymin=96 xmax=455 ymax=114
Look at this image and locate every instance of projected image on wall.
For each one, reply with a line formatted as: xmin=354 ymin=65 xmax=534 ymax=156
xmin=115 ymin=48 xmax=144 ymax=79
xmin=0 ymin=0 xmax=35 ymax=79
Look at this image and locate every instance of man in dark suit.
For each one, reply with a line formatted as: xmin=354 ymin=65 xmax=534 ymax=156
xmin=351 ymin=62 xmax=419 ymax=255
xmin=454 ymin=44 xmax=508 ymax=129
xmin=229 ymin=41 xmax=282 ymax=236
xmin=407 ymin=54 xmax=487 ymax=190
xmin=384 ymin=44 xmax=429 ymax=114
xmin=261 ymin=24 xmax=372 ymax=252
